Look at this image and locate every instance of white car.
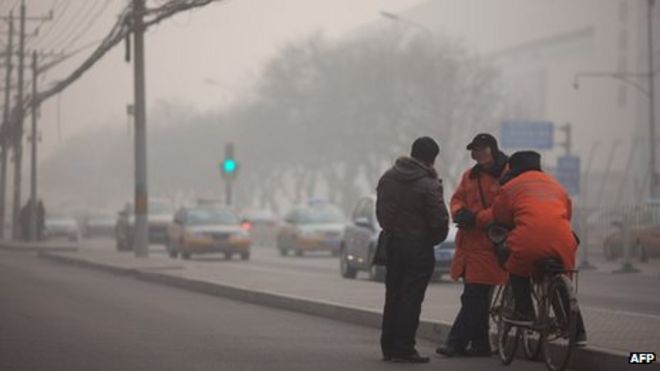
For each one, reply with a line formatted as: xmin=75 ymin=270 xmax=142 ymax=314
xmin=45 ymin=213 xmax=81 ymax=242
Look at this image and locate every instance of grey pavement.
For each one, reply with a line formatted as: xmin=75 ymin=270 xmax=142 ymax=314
xmin=0 ymin=250 xmax=559 ymax=371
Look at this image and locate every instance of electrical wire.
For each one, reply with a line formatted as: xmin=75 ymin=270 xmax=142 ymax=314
xmin=18 ymin=0 xmax=224 ymax=112
xmin=28 ymin=0 xmax=71 ymax=50
xmin=58 ymin=0 xmax=112 ymax=54
xmin=43 ymin=0 xmax=99 ymax=52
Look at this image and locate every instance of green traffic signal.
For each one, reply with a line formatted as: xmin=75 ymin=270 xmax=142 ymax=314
xmin=223 ymin=158 xmax=237 ymax=173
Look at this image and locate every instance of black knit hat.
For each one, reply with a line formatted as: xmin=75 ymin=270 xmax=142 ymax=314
xmin=508 ymin=151 xmax=542 ymax=173
xmin=411 ymin=136 xmax=440 ymax=164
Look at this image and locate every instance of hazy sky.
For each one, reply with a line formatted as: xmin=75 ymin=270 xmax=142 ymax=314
xmin=0 ymin=1 xmax=650 ymax=181
xmin=0 ymin=0 xmax=424 ymax=160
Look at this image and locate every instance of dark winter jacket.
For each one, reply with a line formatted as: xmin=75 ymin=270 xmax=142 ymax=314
xmin=376 ymin=156 xmax=450 ymax=245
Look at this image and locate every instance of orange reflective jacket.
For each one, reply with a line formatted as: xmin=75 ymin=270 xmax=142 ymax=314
xmin=449 ymin=163 xmax=508 ymax=285
xmin=492 ymin=170 xmax=577 ymax=277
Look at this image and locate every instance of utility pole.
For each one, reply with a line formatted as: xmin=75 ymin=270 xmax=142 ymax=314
xmin=132 ymin=0 xmax=148 ymax=257
xmin=0 ymin=12 xmax=13 ymax=239
xmin=28 ymin=51 xmax=37 ymax=241
xmin=1 ymin=1 xmax=53 ymax=241
xmin=221 ymin=142 xmax=238 ymax=206
xmin=647 ymin=0 xmax=657 ymax=199
xmin=560 ymin=123 xmax=572 ymax=156
xmin=11 ymin=0 xmax=25 ymax=240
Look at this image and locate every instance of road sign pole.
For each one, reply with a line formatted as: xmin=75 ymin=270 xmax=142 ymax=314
xmin=225 ymin=178 xmax=232 ymax=206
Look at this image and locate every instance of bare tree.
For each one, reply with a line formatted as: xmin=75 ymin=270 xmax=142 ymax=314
xmin=41 ymin=29 xmax=510 ymax=215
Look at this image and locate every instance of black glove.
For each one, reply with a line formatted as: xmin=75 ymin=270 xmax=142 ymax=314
xmin=453 ymin=208 xmax=476 ymax=229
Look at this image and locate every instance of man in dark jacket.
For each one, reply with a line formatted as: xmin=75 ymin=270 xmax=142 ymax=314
xmin=376 ymin=136 xmax=450 ymax=363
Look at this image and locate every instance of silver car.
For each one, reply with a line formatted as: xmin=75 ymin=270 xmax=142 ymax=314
xmin=45 ymin=213 xmax=81 ymax=242
xmin=340 ymin=195 xmax=455 ymax=282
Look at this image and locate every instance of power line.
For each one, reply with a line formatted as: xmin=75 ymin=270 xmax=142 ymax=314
xmin=26 ymin=0 xmax=63 ymax=49
xmin=42 ymin=0 xmax=97 ymax=51
xmin=35 ymin=0 xmax=223 ymax=105
xmin=28 ymin=0 xmax=70 ymax=50
xmin=58 ymin=0 xmax=112 ymax=53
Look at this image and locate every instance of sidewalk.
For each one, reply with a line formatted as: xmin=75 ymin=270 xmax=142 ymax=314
xmin=32 ymin=246 xmax=660 ymax=371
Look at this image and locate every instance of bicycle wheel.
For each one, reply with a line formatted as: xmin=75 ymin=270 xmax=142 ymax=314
xmin=541 ymin=275 xmax=578 ymax=371
xmin=497 ymin=284 xmax=519 ymax=365
xmin=488 ymin=285 xmax=503 ymax=353
xmin=522 ymin=282 xmax=543 ymax=360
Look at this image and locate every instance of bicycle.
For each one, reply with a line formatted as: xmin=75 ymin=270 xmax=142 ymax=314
xmin=496 ymin=258 xmax=579 ymax=371
xmin=489 ymin=282 xmax=543 ymax=361
xmin=487 ymin=225 xmax=579 ymax=371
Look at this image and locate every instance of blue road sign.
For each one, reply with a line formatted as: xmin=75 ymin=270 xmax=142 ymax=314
xmin=555 ymin=155 xmax=580 ymax=196
xmin=501 ymin=120 xmax=554 ymax=149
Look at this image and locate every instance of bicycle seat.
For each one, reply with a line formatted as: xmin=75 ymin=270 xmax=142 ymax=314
xmin=535 ymin=257 xmax=565 ymax=275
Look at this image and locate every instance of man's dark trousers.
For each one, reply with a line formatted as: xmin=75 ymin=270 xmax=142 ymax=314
xmin=380 ymin=237 xmax=435 ymax=358
xmin=446 ymin=283 xmax=493 ymax=352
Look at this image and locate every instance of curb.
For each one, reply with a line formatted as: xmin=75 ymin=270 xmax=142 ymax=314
xmin=0 ymin=241 xmax=78 ymax=253
xmin=39 ymin=251 xmax=656 ymax=371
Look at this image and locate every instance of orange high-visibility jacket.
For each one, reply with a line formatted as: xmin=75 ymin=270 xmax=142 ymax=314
xmin=491 ymin=170 xmax=577 ymax=277
xmin=450 ymin=167 xmax=507 ymax=285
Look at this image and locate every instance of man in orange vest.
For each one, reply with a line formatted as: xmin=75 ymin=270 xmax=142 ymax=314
xmin=436 ymin=133 xmax=508 ymax=357
xmin=492 ymin=150 xmax=587 ymax=346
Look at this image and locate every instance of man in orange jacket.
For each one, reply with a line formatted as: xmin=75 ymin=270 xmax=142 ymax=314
xmin=436 ymin=133 xmax=508 ymax=357
xmin=491 ymin=151 xmax=586 ymax=346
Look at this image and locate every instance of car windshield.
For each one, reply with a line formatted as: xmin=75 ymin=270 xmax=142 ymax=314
xmin=242 ymin=210 xmax=275 ymax=221
xmin=186 ymin=208 xmax=238 ymax=226
xmin=298 ymin=205 xmax=345 ymax=224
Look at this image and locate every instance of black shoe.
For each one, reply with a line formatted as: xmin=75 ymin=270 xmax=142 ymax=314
xmin=435 ymin=345 xmax=465 ymax=357
xmin=464 ymin=348 xmax=492 ymax=357
xmin=391 ymin=352 xmax=430 ymax=363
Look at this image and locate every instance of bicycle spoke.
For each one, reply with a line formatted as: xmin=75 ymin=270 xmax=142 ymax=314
xmin=542 ymin=276 xmax=578 ymax=371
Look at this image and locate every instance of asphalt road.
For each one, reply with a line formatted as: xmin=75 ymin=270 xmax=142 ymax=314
xmin=0 ymin=250 xmax=562 ymax=371
xmin=83 ymin=237 xmax=660 ymax=317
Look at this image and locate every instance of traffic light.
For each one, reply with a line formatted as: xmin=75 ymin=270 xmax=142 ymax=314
xmin=221 ymin=142 xmax=238 ymax=178
xmin=223 ymin=158 xmax=237 ymax=174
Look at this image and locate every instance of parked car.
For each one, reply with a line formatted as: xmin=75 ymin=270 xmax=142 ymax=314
xmin=82 ymin=210 xmax=116 ymax=238
xmin=148 ymin=198 xmax=175 ymax=244
xmin=433 ymin=227 xmax=457 ymax=279
xmin=339 ymin=195 xmax=456 ymax=282
xmin=166 ymin=205 xmax=251 ymax=260
xmin=115 ymin=198 xmax=175 ymax=251
xmin=276 ymin=201 xmax=346 ymax=256
xmin=44 ymin=212 xmax=81 ymax=242
xmin=603 ymin=222 xmax=660 ymax=262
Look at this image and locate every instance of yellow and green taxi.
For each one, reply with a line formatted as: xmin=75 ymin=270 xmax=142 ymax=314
xmin=276 ymin=202 xmax=346 ymax=256
xmin=166 ymin=205 xmax=251 ymax=260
